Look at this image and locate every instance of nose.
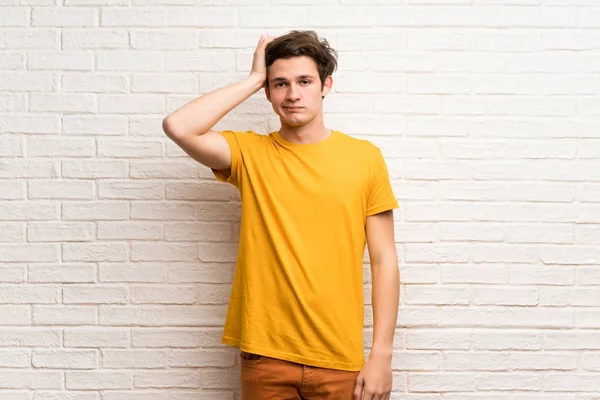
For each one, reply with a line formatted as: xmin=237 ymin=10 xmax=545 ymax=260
xmin=286 ymin=83 xmax=300 ymax=101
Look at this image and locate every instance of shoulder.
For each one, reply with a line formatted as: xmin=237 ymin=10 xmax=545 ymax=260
xmin=335 ymin=130 xmax=382 ymax=159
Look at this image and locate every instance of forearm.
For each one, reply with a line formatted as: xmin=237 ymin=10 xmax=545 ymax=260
xmin=370 ymin=259 xmax=400 ymax=359
xmin=163 ymin=73 xmax=265 ymax=137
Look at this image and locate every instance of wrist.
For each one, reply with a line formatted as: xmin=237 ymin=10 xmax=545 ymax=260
xmin=247 ymin=72 xmax=266 ymax=89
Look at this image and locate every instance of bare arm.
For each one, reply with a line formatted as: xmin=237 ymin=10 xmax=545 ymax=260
xmin=162 ymin=35 xmax=276 ymax=170
xmin=366 ymin=209 xmax=399 ymax=358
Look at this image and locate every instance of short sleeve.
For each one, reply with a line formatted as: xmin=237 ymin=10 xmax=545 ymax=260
xmin=211 ymin=130 xmax=243 ymax=188
xmin=366 ymin=146 xmax=399 ymax=216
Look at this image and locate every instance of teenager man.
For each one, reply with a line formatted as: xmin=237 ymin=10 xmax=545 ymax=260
xmin=162 ymin=30 xmax=399 ymax=400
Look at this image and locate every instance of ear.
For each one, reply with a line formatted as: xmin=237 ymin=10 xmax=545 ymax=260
xmin=321 ymin=75 xmax=333 ymax=98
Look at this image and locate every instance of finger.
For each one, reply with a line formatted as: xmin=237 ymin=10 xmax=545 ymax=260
xmin=353 ymin=377 xmax=364 ymax=400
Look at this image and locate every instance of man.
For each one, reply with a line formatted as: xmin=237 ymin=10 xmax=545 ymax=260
xmin=162 ymin=30 xmax=399 ymax=400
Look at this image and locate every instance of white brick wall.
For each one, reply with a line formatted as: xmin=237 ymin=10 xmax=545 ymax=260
xmin=1 ymin=1 xmax=599 ymax=398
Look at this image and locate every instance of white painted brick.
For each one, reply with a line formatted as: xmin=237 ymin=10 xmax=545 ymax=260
xmin=102 ymin=349 xmax=166 ymax=368
xmin=131 ymin=243 xmax=197 ymax=262
xmin=130 ymin=117 xmax=164 ymax=137
xmin=167 ymin=7 xmax=235 ymax=27
xmin=0 ymin=371 xmax=62 ymax=389
xmin=98 ymin=139 xmax=164 ymax=158
xmin=405 ymin=203 xmax=472 ymax=222
xmin=164 ymin=222 xmax=230 ymax=242
xmin=63 ymin=285 xmax=128 ymax=304
xmin=32 ymin=349 xmax=98 ymax=369
xmin=0 ymin=159 xmax=59 ymax=179
xmin=511 ymin=352 xmax=578 ymax=371
xmin=130 ymin=202 xmax=196 ymax=220
xmin=97 ymin=51 xmax=164 ymax=72
xmin=99 ymin=181 xmax=164 ymax=200
xmin=28 ymin=136 xmax=95 ymax=157
xmin=405 ymin=244 xmax=470 ymax=263
xmin=0 ymin=285 xmax=59 ymax=304
xmin=477 ymin=373 xmax=542 ymax=390
xmin=444 ymin=351 xmax=509 ymax=371
xmin=166 ymin=52 xmax=235 ymax=72
xmin=99 ymin=94 xmax=164 ymax=114
xmin=98 ymin=222 xmax=163 ymax=240
xmin=165 ymin=182 xmax=238 ymax=201
xmin=62 ymin=73 xmax=128 ymax=93
xmin=132 ymin=73 xmax=197 ymax=94
xmin=238 ymin=7 xmax=305 ymax=27
xmin=130 ymin=30 xmax=197 ymax=50
xmin=129 ymin=161 xmax=197 ymax=179
xmin=0 ymin=349 xmax=30 ymax=368
xmin=168 ymin=349 xmax=234 ymax=368
xmin=33 ymin=305 xmax=97 ymax=325
xmin=544 ymin=374 xmax=600 ymax=391
xmin=62 ymin=29 xmax=128 ymax=49
xmin=0 ymin=202 xmax=57 ymax=221
xmin=195 ymin=284 xmax=230 ymax=305
xmin=0 ymin=306 xmax=30 ymax=325
xmin=0 ymin=7 xmax=29 ymax=26
xmin=439 ymin=222 xmax=504 ymax=241
xmin=408 ymin=372 xmax=475 ymax=392
xmin=34 ymin=392 xmax=99 ymax=400
xmin=63 ymin=116 xmax=127 ymax=136
xmin=99 ymin=306 xmax=165 ymax=326
xmin=30 ymin=93 xmax=96 ymax=113
xmin=168 ymin=264 xmax=234 ymax=284
xmin=165 ymin=305 xmax=227 ymax=326
xmin=577 ymin=266 xmax=600 ymax=285
xmin=100 ymin=263 xmax=168 ymax=283
xmin=28 ymin=222 xmax=95 ymax=242
xmin=308 ymin=6 xmax=376 ymax=27
xmin=473 ymin=330 xmax=543 ymax=350
xmin=66 ymin=371 xmax=133 ymax=390
xmin=471 ymin=286 xmax=538 ymax=306
xmin=63 ymin=160 xmax=127 ymax=179
xmin=0 ymin=223 xmax=25 ymax=242
xmin=62 ymin=201 xmax=128 ymax=221
xmin=506 ymin=224 xmax=574 ymax=244
xmin=134 ymin=370 xmax=201 ymax=388
xmin=395 ymin=307 xmax=440 ymax=327
xmin=29 ymin=264 xmax=96 ymax=283
xmin=101 ymin=8 xmax=166 ymax=27
xmin=0 ymin=29 xmax=58 ymax=49
xmin=131 ymin=328 xmax=209 ymax=348
xmin=404 ymin=286 xmax=469 ymax=305
xmin=64 ymin=327 xmax=130 ymax=348
xmin=130 ymin=285 xmax=196 ymax=304
xmin=0 ymin=134 xmax=24 ymax=157
xmin=510 ymin=265 xmax=574 ymax=285
xmin=505 ymin=307 xmax=573 ymax=328
xmin=28 ymin=180 xmax=95 ymax=200
xmin=27 ymin=51 xmax=94 ymax=71
xmin=63 ymin=243 xmax=128 ymax=262
xmin=0 ymin=265 xmax=26 ymax=283
xmin=576 ymin=310 xmax=600 ymax=328
xmin=0 ymin=328 xmax=61 ymax=347
xmin=0 ymin=244 xmax=58 ymax=262
xmin=32 ymin=8 xmax=98 ymax=27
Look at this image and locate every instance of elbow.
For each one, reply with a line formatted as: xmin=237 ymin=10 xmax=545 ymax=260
xmin=162 ymin=115 xmax=181 ymax=139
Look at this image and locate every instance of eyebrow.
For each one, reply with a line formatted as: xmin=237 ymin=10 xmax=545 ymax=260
xmin=270 ymin=74 xmax=316 ymax=83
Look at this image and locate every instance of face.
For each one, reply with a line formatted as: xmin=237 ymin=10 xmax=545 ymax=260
xmin=265 ymin=55 xmax=332 ymax=128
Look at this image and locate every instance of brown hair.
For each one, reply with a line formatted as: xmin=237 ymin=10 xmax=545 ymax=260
xmin=265 ymin=30 xmax=338 ymax=90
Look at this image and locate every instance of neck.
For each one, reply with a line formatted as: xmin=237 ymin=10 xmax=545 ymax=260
xmin=278 ymin=113 xmax=330 ymax=145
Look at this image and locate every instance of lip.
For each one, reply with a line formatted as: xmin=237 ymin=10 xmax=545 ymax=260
xmin=284 ymin=107 xmax=303 ymax=110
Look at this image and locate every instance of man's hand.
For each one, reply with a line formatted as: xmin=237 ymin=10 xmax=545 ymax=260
xmin=353 ymin=351 xmax=393 ymax=400
xmin=250 ymin=35 xmax=277 ymax=84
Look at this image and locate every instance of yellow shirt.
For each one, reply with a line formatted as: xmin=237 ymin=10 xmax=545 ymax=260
xmin=212 ymin=129 xmax=398 ymax=371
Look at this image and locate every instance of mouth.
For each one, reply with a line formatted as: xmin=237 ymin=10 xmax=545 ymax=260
xmin=284 ymin=107 xmax=303 ymax=111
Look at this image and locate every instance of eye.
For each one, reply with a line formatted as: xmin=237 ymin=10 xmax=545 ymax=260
xmin=276 ymin=82 xmax=287 ymax=87
xmin=300 ymin=80 xmax=311 ymax=85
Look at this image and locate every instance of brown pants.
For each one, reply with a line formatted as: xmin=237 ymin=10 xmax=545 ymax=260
xmin=240 ymin=351 xmax=360 ymax=400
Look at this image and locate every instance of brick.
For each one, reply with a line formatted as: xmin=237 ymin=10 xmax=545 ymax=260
xmin=32 ymin=349 xmax=98 ymax=369
xmin=101 ymin=7 xmax=166 ymax=27
xmin=30 ymin=93 xmax=96 ymax=113
xmin=0 ymin=159 xmax=59 ymax=179
xmin=63 ymin=160 xmax=127 ymax=179
xmin=0 ymin=223 xmax=25 ymax=242
xmin=28 ymin=222 xmax=95 ymax=242
xmin=27 ymin=137 xmax=95 ymax=157
xmin=0 ymin=134 xmax=24 ymax=157
xmin=0 ymin=244 xmax=58 ymax=262
xmin=33 ymin=305 xmax=97 ymax=325
xmin=99 ymin=306 xmax=165 ymax=326
xmin=29 ymin=180 xmax=95 ymax=200
xmin=99 ymin=94 xmax=164 ymax=114
xmin=0 ymin=29 xmax=58 ymax=49
xmin=98 ymin=139 xmax=163 ymax=158
xmin=64 ymin=328 xmax=130 ymax=348
xmin=130 ymin=285 xmax=196 ymax=304
xmin=0 ymin=371 xmax=62 ymax=389
xmin=29 ymin=264 xmax=96 ymax=283
xmin=63 ymin=116 xmax=127 ymax=136
xmin=129 ymin=161 xmax=198 ymax=179
xmin=62 ymin=202 xmax=129 ymax=221
xmin=134 ymin=370 xmax=201 ymax=388
xmin=66 ymin=371 xmax=133 ymax=390
xmin=63 ymin=285 xmax=128 ymax=304
xmin=97 ymin=51 xmax=164 ymax=72
xmin=102 ymin=349 xmax=166 ymax=368
xmin=63 ymin=243 xmax=127 ymax=262
xmin=167 ymin=7 xmax=235 ymax=27
xmin=62 ymin=72 xmax=128 ymax=93
xmin=99 ymin=181 xmax=164 ymax=200
xmin=32 ymin=8 xmax=97 ymax=27
xmin=62 ymin=29 xmax=128 ymax=49
xmin=27 ymin=51 xmax=94 ymax=70
xmin=98 ymin=222 xmax=163 ymax=240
